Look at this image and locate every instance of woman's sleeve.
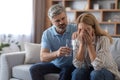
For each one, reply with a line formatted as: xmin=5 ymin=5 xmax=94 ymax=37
xmin=72 ymin=40 xmax=83 ymax=68
xmin=91 ymin=36 xmax=111 ymax=70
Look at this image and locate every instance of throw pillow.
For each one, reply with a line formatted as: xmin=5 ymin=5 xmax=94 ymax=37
xmin=24 ymin=42 xmax=41 ymax=64
xmin=110 ymin=38 xmax=120 ymax=70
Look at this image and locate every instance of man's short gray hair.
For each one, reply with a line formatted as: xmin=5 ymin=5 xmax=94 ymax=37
xmin=48 ymin=4 xmax=66 ymax=20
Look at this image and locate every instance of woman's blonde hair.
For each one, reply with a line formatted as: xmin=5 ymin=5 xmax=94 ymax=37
xmin=76 ymin=13 xmax=113 ymax=44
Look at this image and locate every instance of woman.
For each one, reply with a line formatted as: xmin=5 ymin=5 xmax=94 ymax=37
xmin=71 ymin=13 xmax=120 ymax=80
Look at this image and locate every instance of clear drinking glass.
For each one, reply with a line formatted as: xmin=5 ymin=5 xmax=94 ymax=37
xmin=65 ymin=39 xmax=73 ymax=56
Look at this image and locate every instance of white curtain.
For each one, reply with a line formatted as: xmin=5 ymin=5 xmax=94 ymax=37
xmin=0 ymin=0 xmax=34 ymax=53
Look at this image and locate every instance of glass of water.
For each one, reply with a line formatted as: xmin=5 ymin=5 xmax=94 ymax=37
xmin=65 ymin=39 xmax=73 ymax=56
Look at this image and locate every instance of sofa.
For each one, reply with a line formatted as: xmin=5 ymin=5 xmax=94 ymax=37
xmin=0 ymin=38 xmax=120 ymax=80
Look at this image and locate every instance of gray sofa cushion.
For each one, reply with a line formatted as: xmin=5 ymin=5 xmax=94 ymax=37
xmin=45 ymin=74 xmax=59 ymax=80
xmin=10 ymin=78 xmax=21 ymax=80
xmin=12 ymin=64 xmax=32 ymax=80
xmin=110 ymin=38 xmax=120 ymax=70
xmin=12 ymin=64 xmax=59 ymax=80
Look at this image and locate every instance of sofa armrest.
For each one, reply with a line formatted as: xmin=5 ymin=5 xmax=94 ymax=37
xmin=0 ymin=51 xmax=25 ymax=80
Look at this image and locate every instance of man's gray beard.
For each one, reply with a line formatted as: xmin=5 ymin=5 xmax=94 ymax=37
xmin=56 ymin=28 xmax=66 ymax=33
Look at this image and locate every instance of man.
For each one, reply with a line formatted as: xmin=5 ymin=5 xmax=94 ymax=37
xmin=30 ymin=4 xmax=77 ymax=80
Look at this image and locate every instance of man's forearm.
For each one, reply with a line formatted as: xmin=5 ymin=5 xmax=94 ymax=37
xmin=40 ymin=51 xmax=58 ymax=62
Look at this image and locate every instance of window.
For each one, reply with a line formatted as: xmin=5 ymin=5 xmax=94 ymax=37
xmin=0 ymin=0 xmax=33 ymax=53
xmin=0 ymin=0 xmax=33 ymax=35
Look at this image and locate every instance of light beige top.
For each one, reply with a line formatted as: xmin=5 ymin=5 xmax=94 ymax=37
xmin=72 ymin=36 xmax=120 ymax=80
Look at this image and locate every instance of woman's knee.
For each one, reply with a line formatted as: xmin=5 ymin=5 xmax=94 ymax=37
xmin=90 ymin=70 xmax=102 ymax=77
xmin=90 ymin=69 xmax=104 ymax=80
xmin=90 ymin=69 xmax=114 ymax=80
xmin=72 ymin=68 xmax=87 ymax=80
xmin=72 ymin=69 xmax=81 ymax=76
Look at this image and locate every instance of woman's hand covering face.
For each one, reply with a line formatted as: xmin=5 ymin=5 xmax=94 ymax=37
xmin=77 ymin=23 xmax=95 ymax=45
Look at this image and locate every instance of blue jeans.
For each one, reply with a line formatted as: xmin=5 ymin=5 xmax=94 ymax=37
xmin=72 ymin=67 xmax=115 ymax=80
xmin=30 ymin=62 xmax=75 ymax=80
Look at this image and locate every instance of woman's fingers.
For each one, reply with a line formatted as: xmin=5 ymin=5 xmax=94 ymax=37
xmin=84 ymin=30 xmax=93 ymax=45
xmin=72 ymin=32 xmax=77 ymax=39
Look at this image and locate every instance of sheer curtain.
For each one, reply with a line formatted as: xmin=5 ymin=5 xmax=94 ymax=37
xmin=0 ymin=0 xmax=34 ymax=53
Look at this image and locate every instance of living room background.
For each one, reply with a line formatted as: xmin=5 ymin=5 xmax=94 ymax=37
xmin=0 ymin=0 xmax=45 ymax=53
